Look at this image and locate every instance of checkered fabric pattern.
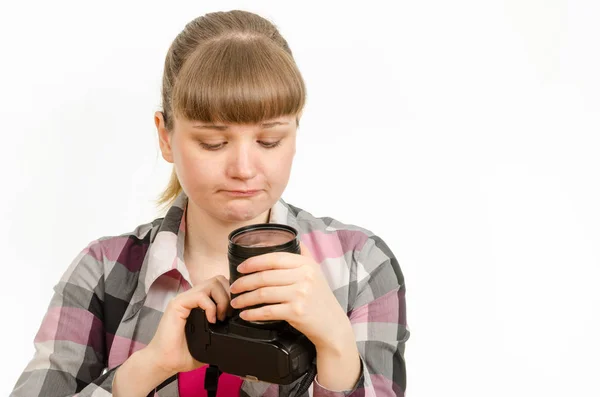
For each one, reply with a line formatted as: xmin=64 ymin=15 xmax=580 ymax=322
xmin=11 ymin=192 xmax=409 ymax=396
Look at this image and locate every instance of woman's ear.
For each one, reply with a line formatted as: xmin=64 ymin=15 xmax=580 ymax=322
xmin=295 ymin=113 xmax=302 ymax=128
xmin=155 ymin=111 xmax=174 ymax=163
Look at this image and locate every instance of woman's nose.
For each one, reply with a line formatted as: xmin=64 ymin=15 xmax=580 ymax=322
xmin=226 ymin=143 xmax=257 ymax=180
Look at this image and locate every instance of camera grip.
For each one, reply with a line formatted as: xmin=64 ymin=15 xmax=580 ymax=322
xmin=185 ymin=308 xmax=212 ymax=363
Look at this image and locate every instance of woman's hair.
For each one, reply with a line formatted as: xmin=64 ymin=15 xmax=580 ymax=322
xmin=156 ymin=10 xmax=306 ymax=211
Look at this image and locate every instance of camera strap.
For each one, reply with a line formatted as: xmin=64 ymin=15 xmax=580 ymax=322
xmin=204 ymin=365 xmax=222 ymax=397
xmin=203 ymin=363 xmax=316 ymax=397
xmin=291 ymin=363 xmax=317 ymax=397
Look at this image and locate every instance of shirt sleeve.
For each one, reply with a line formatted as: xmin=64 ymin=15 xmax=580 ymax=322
xmin=10 ymin=241 xmax=118 ymax=397
xmin=312 ymin=235 xmax=409 ymax=397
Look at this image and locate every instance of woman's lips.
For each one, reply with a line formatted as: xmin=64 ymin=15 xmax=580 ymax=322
xmin=222 ymin=190 xmax=261 ymax=197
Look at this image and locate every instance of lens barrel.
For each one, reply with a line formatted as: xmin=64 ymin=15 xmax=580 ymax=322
xmin=228 ymin=223 xmax=300 ymax=325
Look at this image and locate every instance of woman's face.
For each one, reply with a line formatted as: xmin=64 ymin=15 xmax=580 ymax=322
xmin=156 ymin=112 xmax=297 ymax=223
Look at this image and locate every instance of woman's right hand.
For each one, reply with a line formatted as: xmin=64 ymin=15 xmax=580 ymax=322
xmin=144 ymin=275 xmax=232 ymax=376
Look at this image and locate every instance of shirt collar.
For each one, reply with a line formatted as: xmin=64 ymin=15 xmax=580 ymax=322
xmin=144 ymin=190 xmax=292 ymax=293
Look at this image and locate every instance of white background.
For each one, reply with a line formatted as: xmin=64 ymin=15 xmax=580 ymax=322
xmin=1 ymin=0 xmax=599 ymax=396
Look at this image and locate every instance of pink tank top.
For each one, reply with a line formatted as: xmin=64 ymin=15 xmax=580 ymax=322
xmin=179 ymin=365 xmax=244 ymax=397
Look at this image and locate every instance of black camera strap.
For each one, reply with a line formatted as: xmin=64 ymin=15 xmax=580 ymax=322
xmin=291 ymin=363 xmax=317 ymax=397
xmin=204 ymin=365 xmax=222 ymax=397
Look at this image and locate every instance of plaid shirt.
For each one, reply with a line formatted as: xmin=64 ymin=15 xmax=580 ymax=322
xmin=11 ymin=192 xmax=409 ymax=397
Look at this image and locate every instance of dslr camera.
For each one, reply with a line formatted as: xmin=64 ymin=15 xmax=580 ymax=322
xmin=185 ymin=223 xmax=316 ymax=385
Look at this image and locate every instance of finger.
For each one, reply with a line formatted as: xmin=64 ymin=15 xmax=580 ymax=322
xmin=168 ymin=278 xmax=228 ymax=323
xmin=230 ymin=268 xmax=302 ymax=294
xmin=231 ymin=285 xmax=299 ymax=309
xmin=299 ymin=241 xmax=314 ymax=259
xmin=238 ymin=252 xmax=304 ymax=274
xmin=214 ymin=275 xmax=232 ymax=298
xmin=207 ymin=279 xmax=230 ymax=321
xmin=169 ymin=291 xmax=218 ymax=323
xmin=214 ymin=275 xmax=235 ymax=318
xmin=239 ymin=303 xmax=292 ymax=323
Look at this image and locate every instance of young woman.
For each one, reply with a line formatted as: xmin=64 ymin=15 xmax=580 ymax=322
xmin=11 ymin=10 xmax=408 ymax=397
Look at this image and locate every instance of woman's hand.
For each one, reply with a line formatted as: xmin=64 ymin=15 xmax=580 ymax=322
xmin=229 ymin=242 xmax=353 ymax=351
xmin=144 ymin=275 xmax=231 ymax=376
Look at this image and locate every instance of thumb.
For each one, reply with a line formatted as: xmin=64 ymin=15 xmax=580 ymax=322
xmin=299 ymin=240 xmax=313 ymax=258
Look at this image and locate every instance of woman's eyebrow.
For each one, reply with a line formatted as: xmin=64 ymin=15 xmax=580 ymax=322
xmin=261 ymin=121 xmax=289 ymax=128
xmin=192 ymin=121 xmax=290 ymax=130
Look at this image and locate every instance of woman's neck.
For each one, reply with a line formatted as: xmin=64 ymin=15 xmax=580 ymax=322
xmin=184 ymin=201 xmax=271 ymax=270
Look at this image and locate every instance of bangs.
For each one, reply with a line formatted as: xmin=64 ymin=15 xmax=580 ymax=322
xmin=171 ymin=36 xmax=306 ymax=124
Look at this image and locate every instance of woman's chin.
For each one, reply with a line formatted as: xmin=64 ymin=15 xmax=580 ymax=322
xmin=221 ymin=203 xmax=267 ymax=224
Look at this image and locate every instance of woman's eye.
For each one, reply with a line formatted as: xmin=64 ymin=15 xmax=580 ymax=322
xmin=200 ymin=142 xmax=227 ymax=151
xmin=258 ymin=140 xmax=282 ymax=148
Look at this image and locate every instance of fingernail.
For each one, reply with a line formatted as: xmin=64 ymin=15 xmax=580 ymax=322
xmin=230 ymin=298 xmax=237 ymax=308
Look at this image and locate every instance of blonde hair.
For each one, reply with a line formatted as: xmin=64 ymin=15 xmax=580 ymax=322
xmin=156 ymin=10 xmax=306 ymax=211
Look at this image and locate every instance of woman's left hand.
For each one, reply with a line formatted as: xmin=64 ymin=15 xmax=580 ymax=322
xmin=229 ymin=242 xmax=353 ymax=351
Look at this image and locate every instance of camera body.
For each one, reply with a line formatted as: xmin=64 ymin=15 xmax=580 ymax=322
xmin=184 ymin=223 xmax=317 ymax=385
xmin=185 ymin=308 xmax=316 ymax=384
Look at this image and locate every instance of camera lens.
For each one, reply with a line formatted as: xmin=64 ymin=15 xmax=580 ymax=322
xmin=228 ymin=223 xmax=300 ymax=326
